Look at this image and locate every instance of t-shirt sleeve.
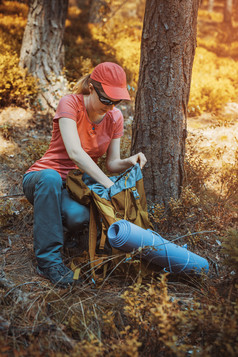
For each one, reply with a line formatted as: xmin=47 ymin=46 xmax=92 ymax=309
xmin=112 ymin=110 xmax=124 ymax=139
xmin=53 ymin=95 xmax=80 ymax=122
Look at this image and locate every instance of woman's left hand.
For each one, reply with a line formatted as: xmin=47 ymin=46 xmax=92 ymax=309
xmin=127 ymin=152 xmax=147 ymax=169
xmin=106 ymin=139 xmax=147 ymax=172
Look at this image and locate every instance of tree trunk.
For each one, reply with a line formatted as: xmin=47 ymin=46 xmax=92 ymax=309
xmin=223 ymin=0 xmax=233 ymax=26
xmin=208 ymin=0 xmax=214 ymax=12
xmin=131 ymin=0 xmax=199 ymax=205
xmin=19 ymin=0 xmax=69 ymax=112
xmin=234 ymin=0 xmax=238 ymax=21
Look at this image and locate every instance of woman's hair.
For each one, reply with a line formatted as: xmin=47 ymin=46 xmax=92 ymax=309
xmin=72 ymin=74 xmax=105 ymax=95
xmin=72 ymin=74 xmax=91 ymax=95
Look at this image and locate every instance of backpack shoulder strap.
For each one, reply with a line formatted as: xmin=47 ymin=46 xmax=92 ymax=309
xmin=88 ymin=203 xmax=99 ymax=279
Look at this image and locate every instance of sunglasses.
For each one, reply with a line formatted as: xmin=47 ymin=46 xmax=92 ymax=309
xmin=93 ymin=85 xmax=121 ymax=106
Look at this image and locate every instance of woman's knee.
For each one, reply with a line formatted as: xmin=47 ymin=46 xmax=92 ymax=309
xmin=64 ymin=206 xmax=90 ymax=232
xmin=24 ymin=170 xmax=63 ymax=204
xmin=61 ymin=189 xmax=90 ymax=231
xmin=38 ymin=169 xmax=62 ymax=187
xmin=35 ymin=170 xmax=63 ymax=195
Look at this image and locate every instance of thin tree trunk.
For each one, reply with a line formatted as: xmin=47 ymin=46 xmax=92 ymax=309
xmin=208 ymin=0 xmax=214 ymax=12
xmin=223 ymin=0 xmax=233 ymax=26
xmin=131 ymin=0 xmax=199 ymax=205
xmin=19 ymin=0 xmax=69 ymax=112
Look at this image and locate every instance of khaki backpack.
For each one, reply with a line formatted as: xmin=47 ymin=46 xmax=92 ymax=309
xmin=66 ymin=163 xmax=153 ymax=280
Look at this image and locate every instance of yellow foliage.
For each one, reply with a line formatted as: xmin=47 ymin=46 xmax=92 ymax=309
xmin=152 ymin=186 xmax=201 ymax=229
xmin=0 ymin=1 xmax=28 ymax=17
xmin=1 ymin=0 xmax=238 ymax=115
xmin=90 ymin=21 xmax=141 ymax=87
xmin=0 ymin=50 xmax=38 ymax=107
xmin=0 ymin=1 xmax=27 ymax=52
xmin=0 ymin=2 xmax=38 ymax=107
xmin=67 ymin=5 xmax=82 ymax=18
xmin=198 ymin=9 xmax=223 ymax=23
xmin=122 ymin=274 xmax=238 ymax=356
xmin=60 ymin=338 xmax=105 ymax=357
xmin=189 ymin=47 xmax=238 ymax=115
xmin=108 ymin=329 xmax=142 ymax=357
xmin=88 ymin=16 xmax=141 ymax=93
xmin=57 ymin=330 xmax=141 ymax=357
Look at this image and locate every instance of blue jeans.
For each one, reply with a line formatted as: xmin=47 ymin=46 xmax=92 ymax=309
xmin=23 ymin=169 xmax=90 ymax=268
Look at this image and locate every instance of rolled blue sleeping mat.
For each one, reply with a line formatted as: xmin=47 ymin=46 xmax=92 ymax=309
xmin=107 ymin=220 xmax=209 ymax=274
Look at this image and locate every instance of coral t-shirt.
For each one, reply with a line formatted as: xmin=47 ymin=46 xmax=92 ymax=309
xmin=26 ymin=94 xmax=124 ymax=180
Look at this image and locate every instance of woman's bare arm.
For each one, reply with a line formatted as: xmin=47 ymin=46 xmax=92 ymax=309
xmin=59 ymin=117 xmax=114 ymax=188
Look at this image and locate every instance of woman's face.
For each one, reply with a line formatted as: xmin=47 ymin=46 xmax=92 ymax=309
xmin=89 ymin=84 xmax=120 ymax=115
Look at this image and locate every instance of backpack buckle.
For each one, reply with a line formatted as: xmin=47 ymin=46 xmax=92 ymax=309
xmin=131 ymin=187 xmax=140 ymax=200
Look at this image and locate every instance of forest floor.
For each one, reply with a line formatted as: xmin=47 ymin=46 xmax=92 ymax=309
xmin=188 ymin=103 xmax=238 ymax=173
xmin=0 ymin=100 xmax=238 ymax=355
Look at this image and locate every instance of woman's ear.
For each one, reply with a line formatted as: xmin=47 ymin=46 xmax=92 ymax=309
xmin=89 ymin=84 xmax=93 ymax=93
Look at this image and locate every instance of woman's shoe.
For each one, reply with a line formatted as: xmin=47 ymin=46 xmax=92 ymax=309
xmin=37 ymin=263 xmax=74 ymax=287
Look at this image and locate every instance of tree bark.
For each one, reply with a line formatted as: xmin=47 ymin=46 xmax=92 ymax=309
xmin=19 ymin=0 xmax=69 ymax=112
xmin=131 ymin=0 xmax=199 ymax=205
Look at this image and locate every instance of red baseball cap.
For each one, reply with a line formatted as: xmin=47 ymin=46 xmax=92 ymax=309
xmin=90 ymin=62 xmax=131 ymax=101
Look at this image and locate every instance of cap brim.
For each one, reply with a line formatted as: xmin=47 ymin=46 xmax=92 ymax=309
xmin=101 ymin=84 xmax=131 ymax=101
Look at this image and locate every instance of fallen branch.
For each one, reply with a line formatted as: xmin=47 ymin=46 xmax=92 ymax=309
xmin=4 ymin=281 xmax=41 ymax=298
xmin=0 ymin=193 xmax=25 ymax=199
